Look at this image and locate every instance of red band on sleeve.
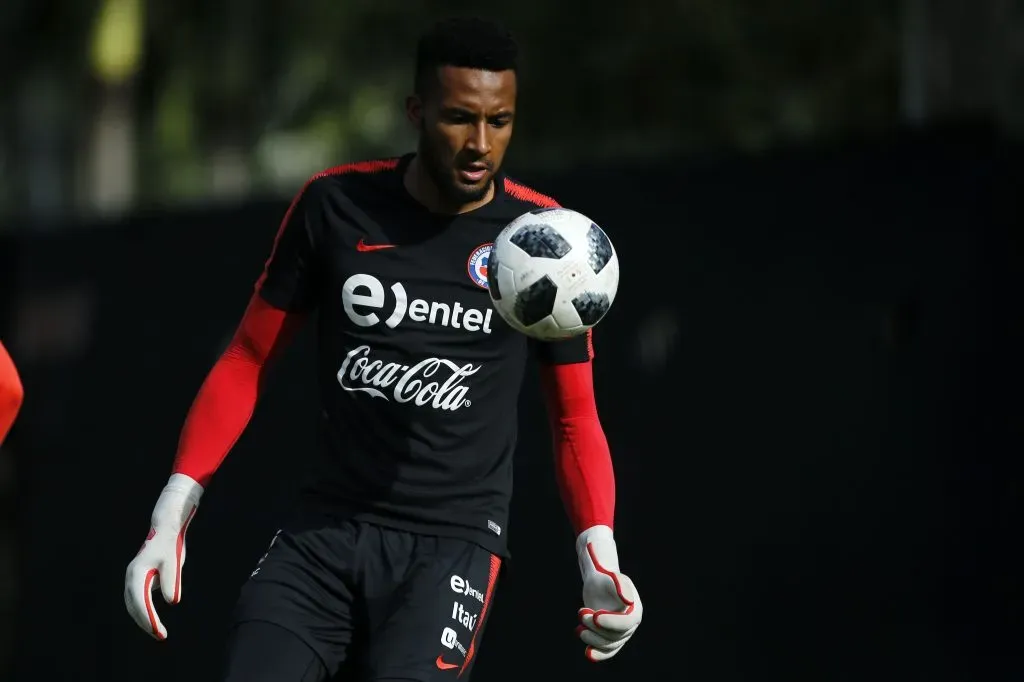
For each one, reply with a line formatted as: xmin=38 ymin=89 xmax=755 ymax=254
xmin=539 ymin=359 xmax=615 ymax=534
xmin=171 ymin=294 xmax=303 ymax=485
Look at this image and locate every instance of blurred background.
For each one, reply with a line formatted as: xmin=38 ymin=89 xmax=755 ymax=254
xmin=1 ymin=0 xmax=1022 ymax=680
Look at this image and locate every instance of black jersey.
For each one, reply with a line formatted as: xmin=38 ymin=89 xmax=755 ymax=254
xmin=257 ymin=154 xmax=592 ymax=557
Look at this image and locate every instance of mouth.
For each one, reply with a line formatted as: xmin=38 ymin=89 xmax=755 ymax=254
xmin=457 ymin=163 xmax=490 ymax=184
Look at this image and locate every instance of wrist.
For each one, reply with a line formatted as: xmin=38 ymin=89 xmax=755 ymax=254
xmin=151 ymin=473 xmax=204 ymax=530
xmin=576 ymin=524 xmax=619 ymax=575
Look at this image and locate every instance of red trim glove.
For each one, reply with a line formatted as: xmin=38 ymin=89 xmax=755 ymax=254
xmin=123 ymin=474 xmax=203 ymax=640
xmin=575 ymin=524 xmax=643 ymax=661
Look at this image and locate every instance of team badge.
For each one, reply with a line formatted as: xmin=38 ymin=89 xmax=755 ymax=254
xmin=466 ymin=243 xmax=492 ymax=289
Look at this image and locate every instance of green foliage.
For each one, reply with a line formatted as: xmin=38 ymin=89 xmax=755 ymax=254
xmin=1 ymin=0 xmax=904 ymax=211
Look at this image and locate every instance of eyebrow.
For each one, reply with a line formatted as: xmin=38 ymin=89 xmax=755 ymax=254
xmin=440 ymin=106 xmax=514 ymax=118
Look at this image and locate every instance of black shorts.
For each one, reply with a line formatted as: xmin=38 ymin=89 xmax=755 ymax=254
xmin=221 ymin=515 xmax=502 ymax=682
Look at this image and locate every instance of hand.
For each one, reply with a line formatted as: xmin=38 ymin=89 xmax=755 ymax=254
xmin=575 ymin=525 xmax=643 ymax=662
xmin=124 ymin=474 xmax=203 ymax=640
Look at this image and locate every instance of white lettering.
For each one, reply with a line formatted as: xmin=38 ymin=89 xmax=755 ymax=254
xmin=462 ymin=307 xmax=483 ymax=332
xmin=342 ymin=273 xmax=385 ymax=327
xmin=408 ymin=298 xmax=430 ymax=322
xmin=341 ymin=274 xmax=491 ymax=334
xmin=384 ymin=282 xmax=406 ymax=328
xmin=450 ymin=574 xmax=485 ymax=603
xmin=440 ymin=627 xmax=466 ymax=655
xmin=430 ymin=301 xmax=451 ymax=327
xmin=452 ymin=601 xmax=478 ymax=631
xmin=337 ymin=346 xmax=479 ymax=411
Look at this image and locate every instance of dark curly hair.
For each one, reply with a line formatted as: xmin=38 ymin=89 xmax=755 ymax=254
xmin=414 ymin=16 xmax=519 ymax=96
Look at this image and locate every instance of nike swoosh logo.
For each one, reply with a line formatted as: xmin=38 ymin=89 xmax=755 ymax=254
xmin=357 ymin=238 xmax=395 ymax=252
xmin=435 ymin=656 xmax=459 ymax=670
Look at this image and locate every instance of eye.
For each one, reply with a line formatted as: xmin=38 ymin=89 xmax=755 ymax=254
xmin=441 ymin=109 xmax=475 ymax=125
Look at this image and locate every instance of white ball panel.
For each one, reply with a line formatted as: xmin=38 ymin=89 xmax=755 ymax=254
xmin=486 ymin=207 xmax=620 ymax=341
xmin=551 ymin=293 xmax=584 ymax=330
xmin=525 ymin=315 xmax=569 ymax=342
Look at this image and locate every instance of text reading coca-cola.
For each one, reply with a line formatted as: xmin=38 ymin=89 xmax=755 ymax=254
xmin=336 ymin=345 xmax=480 ymax=411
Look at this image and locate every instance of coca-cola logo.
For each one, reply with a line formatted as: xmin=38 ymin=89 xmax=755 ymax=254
xmin=336 ymin=345 xmax=480 ymax=411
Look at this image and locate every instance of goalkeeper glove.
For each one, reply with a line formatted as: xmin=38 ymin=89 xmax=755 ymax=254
xmin=575 ymin=525 xmax=643 ymax=661
xmin=123 ymin=473 xmax=203 ymax=640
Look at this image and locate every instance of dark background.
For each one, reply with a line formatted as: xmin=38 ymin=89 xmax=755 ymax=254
xmin=2 ymin=1 xmax=1023 ymax=681
xmin=3 ymin=125 xmax=1021 ymax=682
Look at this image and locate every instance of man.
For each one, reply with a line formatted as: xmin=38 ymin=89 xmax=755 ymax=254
xmin=125 ymin=16 xmax=642 ymax=682
xmin=0 ymin=340 xmax=23 ymax=446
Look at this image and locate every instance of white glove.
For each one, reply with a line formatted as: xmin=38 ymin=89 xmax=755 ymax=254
xmin=124 ymin=473 xmax=203 ymax=640
xmin=575 ymin=525 xmax=643 ymax=662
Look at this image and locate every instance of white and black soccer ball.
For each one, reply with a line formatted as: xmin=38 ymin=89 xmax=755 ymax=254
xmin=487 ymin=207 xmax=619 ymax=341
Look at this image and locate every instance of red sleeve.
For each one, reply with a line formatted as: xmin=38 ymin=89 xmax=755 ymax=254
xmin=171 ymin=293 xmax=304 ymax=486
xmin=539 ymin=358 xmax=616 ymax=535
xmin=0 ymin=341 xmax=24 ymax=446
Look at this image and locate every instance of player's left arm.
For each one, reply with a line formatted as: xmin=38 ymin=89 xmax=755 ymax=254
xmin=536 ymin=332 xmax=643 ymax=662
xmin=0 ymin=340 xmax=24 ymax=446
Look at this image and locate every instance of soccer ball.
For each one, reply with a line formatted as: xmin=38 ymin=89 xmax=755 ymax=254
xmin=487 ymin=207 xmax=619 ymax=341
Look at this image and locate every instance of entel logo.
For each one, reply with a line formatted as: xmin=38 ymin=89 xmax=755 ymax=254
xmin=342 ymin=273 xmax=494 ymax=334
xmin=450 ymin=574 xmax=485 ymax=604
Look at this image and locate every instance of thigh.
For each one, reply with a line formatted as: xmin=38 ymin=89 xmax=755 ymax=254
xmin=221 ymin=620 xmax=329 ymax=682
xmin=364 ymin=534 xmax=503 ymax=682
xmin=229 ymin=523 xmax=363 ymax=678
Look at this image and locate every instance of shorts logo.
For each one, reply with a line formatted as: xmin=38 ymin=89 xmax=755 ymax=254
xmin=440 ymin=626 xmax=466 ymax=655
xmin=452 ymin=601 xmax=478 ymax=631
xmin=450 ymin=574 xmax=485 ymax=604
xmin=467 ymin=243 xmax=492 ymax=289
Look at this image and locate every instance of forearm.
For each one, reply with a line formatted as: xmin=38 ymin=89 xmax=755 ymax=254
xmin=551 ymin=414 xmax=616 ymax=534
xmin=172 ymin=347 xmax=264 ymax=486
xmin=171 ymin=294 xmax=299 ymax=486
xmin=540 ymin=361 xmax=616 ymax=535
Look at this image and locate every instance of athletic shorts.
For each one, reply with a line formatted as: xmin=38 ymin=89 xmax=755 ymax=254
xmin=221 ymin=514 xmax=502 ymax=682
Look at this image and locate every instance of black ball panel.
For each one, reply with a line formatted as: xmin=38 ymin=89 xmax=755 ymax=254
xmin=571 ymin=291 xmax=611 ymax=326
xmin=586 ymin=223 xmax=613 ymax=274
xmin=487 ymin=249 xmax=503 ymax=300
xmin=510 ymin=224 xmax=572 ymax=259
xmin=514 ymin=275 xmax=558 ymax=326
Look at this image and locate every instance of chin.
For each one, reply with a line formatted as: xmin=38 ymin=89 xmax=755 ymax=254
xmin=446 ymin=176 xmax=492 ymax=204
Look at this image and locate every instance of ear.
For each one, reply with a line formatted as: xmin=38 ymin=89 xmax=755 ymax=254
xmin=405 ymin=95 xmax=423 ymax=128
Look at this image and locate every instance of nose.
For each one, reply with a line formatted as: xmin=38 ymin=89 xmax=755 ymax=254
xmin=466 ymin=121 xmax=492 ymax=156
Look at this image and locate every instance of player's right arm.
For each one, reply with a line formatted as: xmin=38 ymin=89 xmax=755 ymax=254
xmin=124 ymin=180 xmax=325 ymax=641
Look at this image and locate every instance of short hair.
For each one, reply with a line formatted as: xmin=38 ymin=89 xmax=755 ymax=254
xmin=414 ymin=17 xmax=519 ymax=96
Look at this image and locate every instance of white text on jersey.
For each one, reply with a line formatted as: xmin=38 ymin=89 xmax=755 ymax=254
xmin=336 ymin=345 xmax=479 ymax=411
xmin=343 ymin=273 xmax=494 ymax=334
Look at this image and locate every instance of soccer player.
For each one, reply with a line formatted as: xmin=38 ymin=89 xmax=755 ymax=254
xmin=124 ymin=17 xmax=643 ymax=682
xmin=0 ymin=340 xmax=23 ymax=446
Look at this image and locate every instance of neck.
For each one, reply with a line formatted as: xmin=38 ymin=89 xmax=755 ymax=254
xmin=403 ymin=154 xmax=494 ymax=215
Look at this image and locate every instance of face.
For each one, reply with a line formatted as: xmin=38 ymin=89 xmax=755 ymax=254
xmin=407 ymin=66 xmax=517 ymax=207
